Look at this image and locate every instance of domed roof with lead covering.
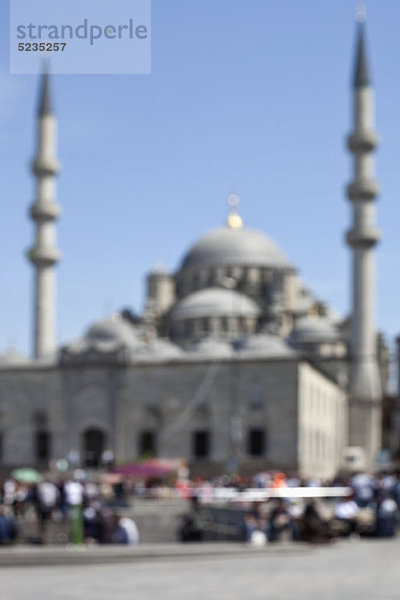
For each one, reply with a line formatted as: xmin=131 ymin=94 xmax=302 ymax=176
xmin=238 ymin=334 xmax=297 ymax=357
xmin=170 ymin=287 xmax=261 ymax=321
xmin=85 ymin=315 xmax=142 ymax=349
xmin=135 ymin=339 xmax=183 ymax=360
xmin=179 ymin=226 xmax=291 ymax=271
xmin=290 ymin=316 xmax=340 ymax=344
xmin=188 ymin=336 xmax=233 ymax=357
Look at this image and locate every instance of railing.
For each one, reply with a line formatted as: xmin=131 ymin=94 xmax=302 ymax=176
xmin=193 ymin=486 xmax=353 ymax=504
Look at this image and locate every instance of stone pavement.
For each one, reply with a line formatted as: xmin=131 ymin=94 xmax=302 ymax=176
xmin=0 ymin=541 xmax=306 ymax=567
xmin=1 ymin=539 xmax=399 ymax=599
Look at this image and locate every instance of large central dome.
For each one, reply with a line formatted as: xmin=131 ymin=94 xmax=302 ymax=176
xmin=180 ymin=226 xmax=291 ymax=271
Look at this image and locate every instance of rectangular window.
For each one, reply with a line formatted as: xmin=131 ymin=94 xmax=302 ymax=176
xmin=139 ymin=430 xmax=156 ymax=457
xmin=192 ymin=430 xmax=210 ymax=459
xmin=247 ymin=429 xmax=266 ymax=457
xmin=35 ymin=430 xmax=50 ymax=462
xmin=249 ymin=384 xmax=264 ymax=411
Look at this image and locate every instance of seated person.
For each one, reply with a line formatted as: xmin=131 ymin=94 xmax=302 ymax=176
xmin=300 ymin=500 xmax=332 ymax=543
xmin=268 ymin=499 xmax=294 ymax=542
xmin=243 ymin=501 xmax=268 ymax=544
xmin=334 ymin=494 xmax=359 ymax=536
xmin=178 ymin=496 xmax=207 ymax=542
xmin=0 ymin=505 xmax=17 ymax=545
xmin=112 ymin=514 xmax=139 ymax=545
xmin=375 ymin=494 xmax=398 ymax=538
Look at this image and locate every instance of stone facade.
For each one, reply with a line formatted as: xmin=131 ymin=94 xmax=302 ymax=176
xmin=0 ymin=355 xmax=345 ymax=479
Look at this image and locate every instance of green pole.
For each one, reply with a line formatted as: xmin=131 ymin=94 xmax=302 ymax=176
xmin=71 ymin=505 xmax=83 ymax=545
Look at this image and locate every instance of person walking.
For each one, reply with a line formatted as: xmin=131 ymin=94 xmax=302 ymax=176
xmin=35 ymin=480 xmax=59 ymax=544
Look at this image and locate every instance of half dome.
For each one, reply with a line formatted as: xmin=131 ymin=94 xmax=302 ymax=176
xmin=170 ymin=287 xmax=261 ymax=321
xmin=188 ymin=336 xmax=233 ymax=357
xmin=135 ymin=339 xmax=182 ymax=360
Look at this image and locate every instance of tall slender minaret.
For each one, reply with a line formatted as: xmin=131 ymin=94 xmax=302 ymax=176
xmin=346 ymin=19 xmax=382 ymax=466
xmin=27 ymin=66 xmax=61 ymax=360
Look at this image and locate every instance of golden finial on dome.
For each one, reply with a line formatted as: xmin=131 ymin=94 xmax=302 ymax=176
xmin=226 ymin=194 xmax=243 ymax=229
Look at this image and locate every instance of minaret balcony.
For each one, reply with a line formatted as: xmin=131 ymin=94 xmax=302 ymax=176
xmin=346 ymin=227 xmax=381 ymax=248
xmin=347 ymin=131 xmax=378 ymax=152
xmin=346 ymin=179 xmax=379 ymax=201
xmin=27 ymin=246 xmax=61 ymax=266
xmin=30 ymin=202 xmax=61 ymax=221
xmin=32 ymin=157 xmax=60 ymax=176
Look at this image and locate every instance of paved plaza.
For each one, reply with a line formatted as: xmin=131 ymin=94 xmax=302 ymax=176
xmin=1 ymin=539 xmax=400 ymax=600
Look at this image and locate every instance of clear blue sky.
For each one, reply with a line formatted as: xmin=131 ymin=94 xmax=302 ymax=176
xmin=1 ymin=0 xmax=399 ymax=356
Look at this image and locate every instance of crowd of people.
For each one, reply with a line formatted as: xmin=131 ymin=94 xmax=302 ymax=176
xmin=1 ymin=468 xmax=400 ymax=546
xmin=239 ymin=492 xmax=397 ymax=545
xmin=0 ymin=474 xmax=139 ymax=546
xmin=179 ymin=471 xmax=400 ymax=544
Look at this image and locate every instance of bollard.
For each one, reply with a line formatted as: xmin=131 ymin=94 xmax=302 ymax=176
xmin=71 ymin=505 xmax=83 ymax=545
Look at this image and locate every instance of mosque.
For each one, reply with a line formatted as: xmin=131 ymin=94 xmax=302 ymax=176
xmin=0 ymin=23 xmax=391 ymax=478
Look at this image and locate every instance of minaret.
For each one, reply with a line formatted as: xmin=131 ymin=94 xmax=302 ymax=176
xmin=27 ymin=66 xmax=61 ymax=360
xmin=346 ymin=19 xmax=382 ymax=466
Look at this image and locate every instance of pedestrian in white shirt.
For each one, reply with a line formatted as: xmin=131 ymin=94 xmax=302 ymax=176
xmin=64 ymin=480 xmax=84 ymax=507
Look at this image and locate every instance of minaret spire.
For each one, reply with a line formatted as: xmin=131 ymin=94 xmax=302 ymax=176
xmin=346 ymin=19 xmax=382 ymax=467
xmin=38 ymin=63 xmax=53 ymax=117
xmin=27 ymin=65 xmax=61 ymax=360
xmin=353 ymin=22 xmax=370 ymax=88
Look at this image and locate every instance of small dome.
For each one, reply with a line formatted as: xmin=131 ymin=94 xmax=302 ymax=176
xmin=180 ymin=226 xmax=291 ymax=271
xmin=0 ymin=349 xmax=28 ymax=365
xmin=170 ymin=287 xmax=261 ymax=321
xmin=238 ymin=334 xmax=296 ymax=357
xmin=85 ymin=315 xmax=142 ymax=349
xmin=189 ymin=336 xmax=233 ymax=357
xmin=290 ymin=316 xmax=339 ymax=344
xmin=136 ymin=339 xmax=182 ymax=360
